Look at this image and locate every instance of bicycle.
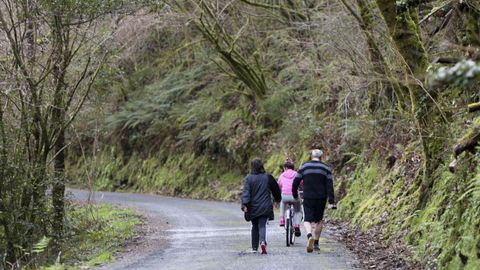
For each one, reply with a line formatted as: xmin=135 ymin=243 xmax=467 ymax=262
xmin=285 ymin=202 xmax=296 ymax=247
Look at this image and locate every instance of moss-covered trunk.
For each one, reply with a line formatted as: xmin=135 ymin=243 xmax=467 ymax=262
xmin=376 ymin=0 xmax=446 ymax=205
xmin=376 ymin=1 xmax=429 ymax=74
xmin=356 ymin=0 xmax=405 ymax=110
xmin=340 ymin=0 xmax=405 ymax=110
xmin=356 ymin=0 xmax=384 ymax=74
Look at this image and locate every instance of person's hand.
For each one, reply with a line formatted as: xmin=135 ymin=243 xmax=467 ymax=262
xmin=241 ymin=205 xmax=248 ymax=212
xmin=328 ymin=204 xmax=337 ymax=210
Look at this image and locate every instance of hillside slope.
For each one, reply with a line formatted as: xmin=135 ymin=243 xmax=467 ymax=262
xmin=68 ymin=1 xmax=480 ymax=268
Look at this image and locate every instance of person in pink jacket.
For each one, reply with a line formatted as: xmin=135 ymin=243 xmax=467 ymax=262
xmin=278 ymin=160 xmax=302 ymax=237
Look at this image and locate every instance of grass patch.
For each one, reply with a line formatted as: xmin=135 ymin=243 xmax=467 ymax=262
xmin=40 ymin=203 xmax=141 ymax=269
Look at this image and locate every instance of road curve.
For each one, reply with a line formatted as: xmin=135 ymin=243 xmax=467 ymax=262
xmin=71 ymin=189 xmax=359 ymax=270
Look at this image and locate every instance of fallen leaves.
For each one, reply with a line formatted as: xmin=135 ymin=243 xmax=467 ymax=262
xmin=327 ymin=220 xmax=426 ymax=270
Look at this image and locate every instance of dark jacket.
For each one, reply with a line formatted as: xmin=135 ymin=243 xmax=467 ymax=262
xmin=292 ymin=160 xmax=335 ymax=204
xmin=241 ymin=173 xmax=281 ymax=221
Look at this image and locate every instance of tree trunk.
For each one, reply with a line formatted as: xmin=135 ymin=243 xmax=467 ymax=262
xmin=24 ymin=1 xmax=49 ymax=244
xmin=357 ymin=0 xmax=384 ymax=74
xmin=454 ymin=120 xmax=480 ymax=157
xmin=468 ymin=102 xmax=480 ymax=113
xmin=0 ymin=100 xmax=12 ymax=262
xmin=356 ymin=0 xmax=404 ymax=110
xmin=376 ymin=0 xmax=429 ymax=74
xmin=52 ymin=128 xmax=66 ymax=237
xmin=0 ymin=97 xmax=5 ymax=206
xmin=376 ymin=0 xmax=446 ymax=207
xmin=340 ymin=0 xmax=405 ymax=109
xmin=51 ymin=11 xmax=67 ymax=243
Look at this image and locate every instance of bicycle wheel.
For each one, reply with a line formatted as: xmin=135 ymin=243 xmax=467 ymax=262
xmin=285 ymin=210 xmax=291 ymax=247
xmin=289 ymin=211 xmax=295 ymax=245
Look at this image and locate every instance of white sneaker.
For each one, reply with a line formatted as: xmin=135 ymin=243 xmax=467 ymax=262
xmin=306 ymin=237 xmax=315 ymax=253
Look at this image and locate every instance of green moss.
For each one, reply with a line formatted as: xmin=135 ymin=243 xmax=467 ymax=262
xmin=335 ymin=145 xmax=480 ymax=268
xmin=335 ymin=156 xmax=382 ymax=219
xmin=86 ymin=251 xmax=113 ymax=267
xmin=457 ymin=117 xmax=480 ymax=145
xmin=70 ymin=149 xmax=245 ymax=201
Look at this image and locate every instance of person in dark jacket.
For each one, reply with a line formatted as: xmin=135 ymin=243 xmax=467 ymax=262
xmin=241 ymin=158 xmax=281 ymax=254
xmin=292 ymin=149 xmax=336 ymax=253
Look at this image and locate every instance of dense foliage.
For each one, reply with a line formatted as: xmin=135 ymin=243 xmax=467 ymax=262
xmin=0 ymin=0 xmax=149 ymax=268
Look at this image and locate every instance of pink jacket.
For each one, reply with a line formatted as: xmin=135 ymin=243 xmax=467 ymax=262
xmin=278 ymin=169 xmax=297 ymax=195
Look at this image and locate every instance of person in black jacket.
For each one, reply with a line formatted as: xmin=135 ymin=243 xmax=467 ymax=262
xmin=241 ymin=158 xmax=281 ymax=254
xmin=292 ymin=149 xmax=336 ymax=253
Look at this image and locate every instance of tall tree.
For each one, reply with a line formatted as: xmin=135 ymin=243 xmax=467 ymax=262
xmin=176 ymin=0 xmax=269 ymax=105
xmin=0 ymin=0 xmax=146 ymax=264
xmin=375 ymin=0 xmax=447 ymax=205
xmin=339 ymin=0 xmax=406 ymax=110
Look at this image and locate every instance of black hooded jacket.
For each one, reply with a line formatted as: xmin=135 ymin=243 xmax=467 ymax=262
xmin=241 ymin=173 xmax=282 ymax=220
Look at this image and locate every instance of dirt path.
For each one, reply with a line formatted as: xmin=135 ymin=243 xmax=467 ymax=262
xmin=71 ymin=189 xmax=359 ymax=270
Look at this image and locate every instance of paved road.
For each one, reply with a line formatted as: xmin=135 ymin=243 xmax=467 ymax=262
xmin=72 ymin=190 xmax=359 ymax=270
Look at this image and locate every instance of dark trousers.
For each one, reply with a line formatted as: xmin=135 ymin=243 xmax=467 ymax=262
xmin=251 ymin=216 xmax=268 ymax=250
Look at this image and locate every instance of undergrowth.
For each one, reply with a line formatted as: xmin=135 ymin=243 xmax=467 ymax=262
xmin=36 ymin=203 xmax=141 ymax=270
xmin=334 ymin=147 xmax=480 ymax=269
xmin=69 ymin=150 xmax=244 ymax=201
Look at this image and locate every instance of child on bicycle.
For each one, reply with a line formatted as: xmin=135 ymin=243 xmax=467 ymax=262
xmin=278 ymin=159 xmax=302 ymax=237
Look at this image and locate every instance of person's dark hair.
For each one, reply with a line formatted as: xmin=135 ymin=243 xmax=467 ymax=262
xmin=283 ymin=160 xmax=294 ymax=170
xmin=251 ymin=158 xmax=266 ymax=174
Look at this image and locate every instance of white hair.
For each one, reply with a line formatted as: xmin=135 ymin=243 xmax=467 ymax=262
xmin=311 ymin=149 xmax=323 ymax=159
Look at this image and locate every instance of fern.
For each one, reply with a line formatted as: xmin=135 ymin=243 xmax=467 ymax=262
xmin=32 ymin=236 xmax=50 ymax=254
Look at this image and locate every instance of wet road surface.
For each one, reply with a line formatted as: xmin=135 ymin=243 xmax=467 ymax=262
xmin=72 ymin=189 xmax=359 ymax=270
